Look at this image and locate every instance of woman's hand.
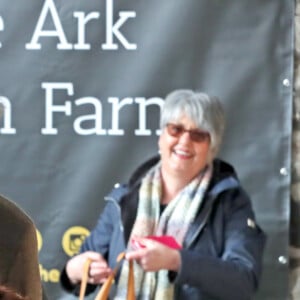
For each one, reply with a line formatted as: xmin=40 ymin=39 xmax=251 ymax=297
xmin=66 ymin=251 xmax=112 ymax=285
xmin=126 ymin=238 xmax=181 ymax=272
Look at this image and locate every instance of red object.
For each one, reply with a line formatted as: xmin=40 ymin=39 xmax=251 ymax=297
xmin=131 ymin=235 xmax=182 ymax=250
xmin=147 ymin=235 xmax=182 ymax=249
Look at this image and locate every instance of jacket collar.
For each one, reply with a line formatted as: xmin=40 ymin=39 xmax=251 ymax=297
xmin=127 ymin=155 xmax=240 ymax=195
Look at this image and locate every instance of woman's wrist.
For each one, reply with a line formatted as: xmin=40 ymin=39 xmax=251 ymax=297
xmin=169 ymin=249 xmax=181 ymax=271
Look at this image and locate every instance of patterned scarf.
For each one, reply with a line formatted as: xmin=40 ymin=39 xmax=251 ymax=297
xmin=115 ymin=162 xmax=213 ymax=300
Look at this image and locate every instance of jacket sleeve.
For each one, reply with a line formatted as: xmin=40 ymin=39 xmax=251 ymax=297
xmin=80 ymin=199 xmax=119 ymax=255
xmin=60 ymin=197 xmax=123 ymax=295
xmin=175 ymin=188 xmax=266 ymax=300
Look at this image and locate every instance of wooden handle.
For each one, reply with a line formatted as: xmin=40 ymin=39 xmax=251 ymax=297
xmin=79 ymin=258 xmax=92 ymax=300
xmin=79 ymin=252 xmax=135 ymax=300
xmin=127 ymin=260 xmax=135 ymax=300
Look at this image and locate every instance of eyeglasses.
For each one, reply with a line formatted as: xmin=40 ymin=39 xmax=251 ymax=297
xmin=166 ymin=123 xmax=210 ymax=143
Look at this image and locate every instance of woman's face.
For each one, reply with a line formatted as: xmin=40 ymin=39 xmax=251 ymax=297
xmin=158 ymin=114 xmax=211 ymax=182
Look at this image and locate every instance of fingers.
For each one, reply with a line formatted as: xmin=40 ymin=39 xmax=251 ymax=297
xmin=126 ymin=239 xmax=181 ymax=272
xmin=126 ymin=241 xmax=159 ymax=271
xmin=126 ymin=248 xmax=146 ymax=261
xmin=87 ymin=255 xmax=112 ymax=284
xmin=82 ymin=251 xmax=105 ymax=262
xmin=88 ymin=261 xmax=111 ymax=277
xmin=87 ymin=267 xmax=112 ymax=284
xmin=66 ymin=251 xmax=110 ymax=284
xmin=89 ymin=259 xmax=109 ymax=269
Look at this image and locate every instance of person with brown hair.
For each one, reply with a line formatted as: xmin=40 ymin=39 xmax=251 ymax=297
xmin=0 ymin=286 xmax=28 ymax=300
xmin=0 ymin=195 xmax=45 ymax=299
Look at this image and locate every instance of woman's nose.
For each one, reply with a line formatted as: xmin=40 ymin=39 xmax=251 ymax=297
xmin=178 ymin=131 xmax=192 ymax=143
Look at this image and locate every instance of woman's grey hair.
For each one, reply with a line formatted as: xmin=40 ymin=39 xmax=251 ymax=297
xmin=160 ymin=89 xmax=225 ymax=156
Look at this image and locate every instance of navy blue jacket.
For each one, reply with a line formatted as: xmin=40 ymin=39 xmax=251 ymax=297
xmin=61 ymin=156 xmax=266 ymax=300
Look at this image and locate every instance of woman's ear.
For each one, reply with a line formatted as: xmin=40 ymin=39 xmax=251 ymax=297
xmin=207 ymin=147 xmax=217 ymax=164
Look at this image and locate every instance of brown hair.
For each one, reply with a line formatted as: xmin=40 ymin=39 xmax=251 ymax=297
xmin=0 ymin=286 xmax=28 ymax=300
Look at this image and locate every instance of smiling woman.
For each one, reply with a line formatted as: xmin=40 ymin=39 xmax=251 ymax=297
xmin=60 ymin=89 xmax=266 ymax=300
xmin=157 ymin=91 xmax=224 ymax=195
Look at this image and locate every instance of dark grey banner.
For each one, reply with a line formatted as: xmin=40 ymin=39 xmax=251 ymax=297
xmin=0 ymin=0 xmax=294 ymax=299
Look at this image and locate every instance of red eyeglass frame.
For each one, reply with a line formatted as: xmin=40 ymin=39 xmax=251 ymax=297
xmin=166 ymin=123 xmax=210 ymax=143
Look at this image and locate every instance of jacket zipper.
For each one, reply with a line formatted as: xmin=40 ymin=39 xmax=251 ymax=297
xmin=185 ymin=194 xmax=217 ymax=249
